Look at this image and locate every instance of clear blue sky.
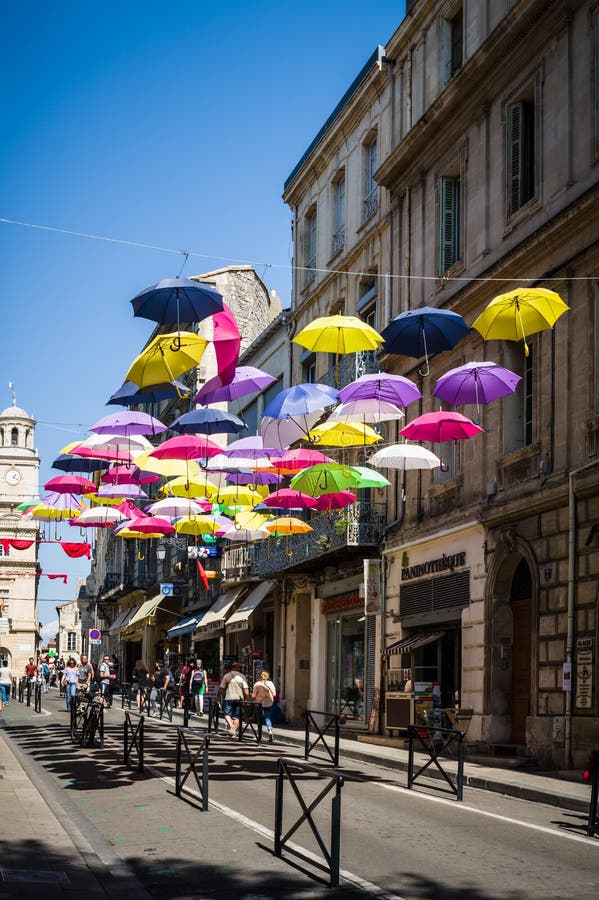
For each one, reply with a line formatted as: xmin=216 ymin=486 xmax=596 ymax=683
xmin=0 ymin=0 xmax=405 ymax=630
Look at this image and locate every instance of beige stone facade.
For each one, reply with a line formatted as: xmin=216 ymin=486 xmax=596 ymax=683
xmin=56 ymin=599 xmax=82 ymax=663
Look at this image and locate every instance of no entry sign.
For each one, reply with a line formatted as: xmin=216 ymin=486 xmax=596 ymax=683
xmin=89 ymin=628 xmax=101 ymax=645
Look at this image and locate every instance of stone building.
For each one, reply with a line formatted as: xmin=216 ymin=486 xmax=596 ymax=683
xmin=56 ymin=599 xmax=82 ymax=663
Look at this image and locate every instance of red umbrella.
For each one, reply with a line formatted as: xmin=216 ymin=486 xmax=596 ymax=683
xmin=400 ymin=411 xmax=483 ymax=442
xmin=43 ymin=475 xmax=97 ymax=495
xmin=261 ymin=489 xmax=318 ymax=510
xmin=149 ymin=435 xmax=222 ymax=460
xmin=313 ymin=490 xmax=356 ymax=511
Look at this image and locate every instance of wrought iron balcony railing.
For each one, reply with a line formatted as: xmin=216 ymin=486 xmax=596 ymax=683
xmin=331 ymin=226 xmax=345 ymax=257
xmin=319 ymin=351 xmax=379 ymax=391
xmin=361 ymin=189 xmax=378 ymax=223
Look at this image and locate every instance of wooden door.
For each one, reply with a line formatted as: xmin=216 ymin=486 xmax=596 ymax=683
xmin=510 ymin=596 xmax=532 ymax=744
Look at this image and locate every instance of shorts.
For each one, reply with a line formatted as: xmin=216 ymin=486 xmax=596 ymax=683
xmin=222 ymin=699 xmax=242 ymax=720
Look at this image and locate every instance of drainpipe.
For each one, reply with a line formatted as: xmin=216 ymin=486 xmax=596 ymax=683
xmin=565 ymin=459 xmax=599 ymax=768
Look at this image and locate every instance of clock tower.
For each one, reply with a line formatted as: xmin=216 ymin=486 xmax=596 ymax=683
xmin=0 ymin=394 xmax=40 ymax=671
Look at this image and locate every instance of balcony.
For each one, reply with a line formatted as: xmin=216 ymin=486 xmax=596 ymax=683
xmin=319 ymin=351 xmax=379 ymax=391
xmin=361 ymin=189 xmax=378 ymax=223
xmin=221 ymin=502 xmax=386 ymax=582
xmin=304 ymin=256 xmax=316 ymax=288
xmin=330 ymin=225 xmax=345 ymax=258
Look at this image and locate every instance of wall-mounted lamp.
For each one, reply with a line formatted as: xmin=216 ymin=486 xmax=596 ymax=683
xmin=156 ymin=546 xmax=167 ymax=562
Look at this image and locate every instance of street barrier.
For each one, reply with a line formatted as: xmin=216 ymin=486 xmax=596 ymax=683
xmin=34 ymin=682 xmax=42 ymax=713
xmin=407 ymin=723 xmax=465 ymax=801
xmin=207 ymin=697 xmax=220 ymax=733
xmin=120 ymin=682 xmax=133 ymax=710
xmin=124 ymin=712 xmax=144 ymax=773
xmin=304 ymin=709 xmax=341 ymax=767
xmin=587 ymin=750 xmax=599 ymax=837
xmin=236 ymin=701 xmax=264 ymax=744
xmin=175 ymin=728 xmax=210 ymax=811
xmin=11 ymin=677 xmax=16 ymax=699
xmin=274 ymin=757 xmax=344 ymax=888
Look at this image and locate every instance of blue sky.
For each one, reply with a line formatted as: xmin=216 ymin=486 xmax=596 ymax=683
xmin=0 ymin=1 xmax=405 ymax=629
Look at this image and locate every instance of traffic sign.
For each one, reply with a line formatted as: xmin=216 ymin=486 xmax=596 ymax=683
xmin=160 ymin=583 xmax=183 ymax=596
xmin=89 ymin=628 xmax=102 ymax=644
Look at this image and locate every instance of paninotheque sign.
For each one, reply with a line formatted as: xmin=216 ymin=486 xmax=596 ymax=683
xmin=401 ymin=551 xmax=466 ymax=581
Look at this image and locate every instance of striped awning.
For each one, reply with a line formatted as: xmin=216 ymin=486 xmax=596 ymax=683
xmin=383 ymin=631 xmax=444 ymax=656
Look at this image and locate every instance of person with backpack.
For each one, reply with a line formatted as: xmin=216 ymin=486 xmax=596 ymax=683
xmin=252 ymin=669 xmax=277 ymax=742
xmin=189 ymin=659 xmax=208 ymax=716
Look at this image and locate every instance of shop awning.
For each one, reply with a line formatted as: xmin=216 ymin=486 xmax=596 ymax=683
xmin=197 ymin=587 xmax=246 ymax=634
xmin=383 ymin=631 xmax=444 ymax=655
xmin=226 ymin=580 xmax=274 ymax=633
xmin=126 ymin=594 xmax=163 ymax=630
xmin=109 ymin=604 xmax=142 ymax=634
xmin=166 ymin=613 xmax=204 ymax=640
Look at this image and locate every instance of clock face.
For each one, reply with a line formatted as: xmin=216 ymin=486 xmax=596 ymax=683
xmin=5 ymin=468 xmax=21 ymax=486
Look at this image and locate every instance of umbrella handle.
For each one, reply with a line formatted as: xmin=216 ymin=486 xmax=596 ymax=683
xmin=170 ymin=334 xmax=182 ymax=352
xmin=418 ymin=327 xmax=431 ymax=377
xmin=439 ymin=459 xmax=449 ymax=473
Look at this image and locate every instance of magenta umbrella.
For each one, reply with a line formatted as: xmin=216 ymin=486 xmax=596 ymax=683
xmin=43 ymin=475 xmax=97 ymax=495
xmin=149 ymin=435 xmax=222 ymax=460
xmin=313 ymin=490 xmax=356 ymax=511
xmin=101 ymin=464 xmax=159 ymax=486
xmin=212 ymin=302 xmax=242 ymax=385
xmin=400 ymin=411 xmax=483 ymax=442
xmin=433 ymin=361 xmax=521 ymax=411
xmin=90 ymin=411 xmax=167 ymax=437
xmin=195 ymin=366 xmax=277 ymax=405
xmin=338 ymin=373 xmax=422 ymax=407
xmin=115 ymin=516 xmax=174 ymax=535
xmin=117 ymin=499 xmax=148 ymax=519
xmin=261 ymin=489 xmax=318 ymax=510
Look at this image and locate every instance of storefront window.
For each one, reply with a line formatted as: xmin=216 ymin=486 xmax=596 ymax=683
xmin=326 ymin=612 xmax=365 ymax=720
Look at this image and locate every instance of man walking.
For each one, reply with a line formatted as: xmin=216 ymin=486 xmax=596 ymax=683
xmin=217 ymin=662 xmax=249 ymax=736
xmin=77 ymin=655 xmax=94 ymax=692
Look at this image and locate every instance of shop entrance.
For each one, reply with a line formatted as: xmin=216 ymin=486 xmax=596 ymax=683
xmin=326 ymin=612 xmax=365 ymax=721
xmin=124 ymin=640 xmax=142 ymax=683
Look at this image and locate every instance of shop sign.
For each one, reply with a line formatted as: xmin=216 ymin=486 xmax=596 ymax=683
xmin=363 ymin=559 xmax=382 ymax=615
xmin=575 ymin=637 xmax=593 ymax=709
xmin=321 ymin=592 xmax=360 ymax=614
xmin=401 ymin=551 xmax=466 ymax=581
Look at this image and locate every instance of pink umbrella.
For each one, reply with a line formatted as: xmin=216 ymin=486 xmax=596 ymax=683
xmin=261 ymin=489 xmax=318 ymax=510
xmin=149 ymin=435 xmax=222 ymax=460
xmin=101 ymin=464 xmax=159 ymax=485
xmin=117 ymin=499 xmax=148 ymax=519
xmin=313 ymin=490 xmax=356 ymax=511
xmin=267 ymin=448 xmax=334 ymax=474
xmin=43 ymin=475 xmax=97 ymax=495
xmin=399 ymin=411 xmax=484 ymax=442
xmin=115 ymin=516 xmax=174 ymax=535
xmin=212 ymin=302 xmax=241 ymax=385
xmin=194 ymin=366 xmax=277 ymax=405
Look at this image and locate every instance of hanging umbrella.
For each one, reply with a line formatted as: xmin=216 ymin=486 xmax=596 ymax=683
xmin=234 ymin=510 xmax=274 ymax=530
xmin=261 ymin=383 xmax=339 ymax=448
xmin=381 ymin=307 xmax=469 ymax=375
xmin=313 ymin=490 xmax=356 ymax=511
xmin=265 ymin=517 xmax=313 ymax=536
xmin=115 ymin=515 xmax=174 ymax=535
xmin=267 ymin=448 xmax=334 ymax=474
xmin=338 ymin=372 xmax=422 ymax=408
xmin=222 ymin=436 xmax=283 ymax=460
xmin=351 ymin=466 xmax=392 ymax=489
xmin=90 ymin=411 xmax=167 ymax=437
xmin=293 ymin=315 xmax=384 ymax=386
xmin=290 ymin=463 xmax=362 ymax=496
xmin=101 ymin=464 xmax=159 ymax=486
xmin=131 ymin=277 xmax=224 ymax=330
xmin=170 ymin=408 xmax=247 ymax=436
xmin=194 ymin=366 xmax=277 ymax=405
xmin=96 ymin=483 xmax=149 ymax=501
xmin=307 ymin=421 xmax=382 ymax=447
xmin=215 ymin=486 xmax=265 ymax=507
xmin=471 ymin=287 xmax=569 ymax=356
xmin=433 ymin=361 xmax=521 ymax=412
xmin=226 ymin=470 xmax=283 ymax=486
xmin=107 ymin=379 xmax=190 ymax=407
xmin=400 ymin=411 xmax=483 ymax=442
xmin=51 ymin=454 xmax=110 ymax=474
xmin=200 ymin=454 xmax=256 ymax=473
xmin=147 ymin=498 xmax=210 ymax=518
xmin=70 ymin=433 xmax=154 ymax=462
xmin=207 ymin=301 xmax=242 ymax=386
xmin=161 ymin=474 xmax=223 ymax=498
xmin=368 ymin=443 xmax=442 ymax=471
xmin=129 ymin=452 xmax=201 ymax=479
xmin=116 ymin=527 xmax=166 ymax=539
xmin=117 ymin=499 xmax=148 ymax=520
xmin=327 ymin=399 xmax=404 ymax=424
xmin=261 ymin=489 xmax=318 ymax=510
xmin=149 ymin=435 xmax=222 ymax=460
xmin=43 ymin=475 xmax=97 ymax=495
xmin=125 ymin=332 xmax=208 ymax=388
xmin=74 ymin=507 xmax=129 ymax=527
xmin=222 ymin=526 xmax=270 ymax=542
xmin=174 ymin=515 xmax=221 ymax=536
xmin=30 ymin=493 xmax=87 ymax=521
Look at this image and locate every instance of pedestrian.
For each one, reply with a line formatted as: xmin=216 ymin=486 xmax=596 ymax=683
xmin=152 ymin=660 xmax=173 ymax=705
xmin=0 ymin=659 xmax=11 ymax=710
xmin=24 ymin=657 xmax=36 ymax=682
xmin=132 ymin=659 xmax=150 ymax=711
xmin=217 ymin=662 xmax=249 ymax=736
xmin=189 ymin=658 xmax=208 ymax=716
xmin=252 ymin=669 xmax=277 ymax=743
xmin=35 ymin=659 xmax=47 ymax=693
xmin=56 ymin=656 xmax=66 ymax=694
xmin=61 ymin=658 xmax=78 ymax=712
xmin=98 ymin=654 xmax=115 ymax=707
xmin=179 ymin=657 xmax=195 ymax=710
xmin=77 ymin=654 xmax=94 ymax=692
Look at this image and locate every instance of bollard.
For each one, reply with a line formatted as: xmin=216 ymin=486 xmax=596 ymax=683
xmin=587 ymin=750 xmax=599 ymax=837
xmin=26 ymin=680 xmax=32 ymax=707
xmin=11 ymin=678 xmax=16 ymax=700
xmin=18 ymin=678 xmax=24 ymax=703
xmin=34 ymin=682 xmax=42 ymax=713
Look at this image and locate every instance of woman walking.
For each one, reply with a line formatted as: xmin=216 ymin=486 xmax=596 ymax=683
xmin=0 ymin=659 xmax=11 ymax=711
xmin=61 ymin=658 xmax=78 ymax=712
xmin=132 ymin=659 xmax=150 ymax=711
xmin=189 ymin=659 xmax=208 ymax=716
xmin=252 ymin=670 xmax=277 ymax=742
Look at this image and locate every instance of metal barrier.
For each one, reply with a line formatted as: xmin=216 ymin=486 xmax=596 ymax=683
xmin=236 ymin=701 xmax=264 ymax=744
xmin=70 ymin=693 xmax=104 ymax=748
xmin=207 ymin=697 xmax=220 ymax=733
xmin=120 ymin=682 xmax=133 ymax=710
xmin=274 ymin=757 xmax=344 ymax=888
xmin=175 ymin=728 xmax=210 ymax=811
xmin=34 ymin=682 xmax=42 ymax=713
xmin=124 ymin=712 xmax=144 ymax=772
xmin=26 ymin=680 xmax=32 ymax=707
xmin=407 ymin=724 xmax=465 ymax=801
xmin=587 ymin=750 xmax=599 ymax=837
xmin=304 ymin=709 xmax=341 ymax=767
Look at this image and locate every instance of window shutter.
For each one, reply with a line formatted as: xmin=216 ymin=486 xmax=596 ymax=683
xmin=439 ymin=176 xmax=457 ymax=274
xmin=508 ymin=102 xmax=523 ymax=215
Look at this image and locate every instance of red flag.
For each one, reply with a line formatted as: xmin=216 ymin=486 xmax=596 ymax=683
xmin=197 ymin=560 xmax=209 ymax=590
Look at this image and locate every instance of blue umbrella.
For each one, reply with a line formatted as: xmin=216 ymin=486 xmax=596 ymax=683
xmin=262 ymin=383 xmax=338 ymax=419
xmin=51 ymin=454 xmax=110 ymax=474
xmin=170 ymin=408 xmax=247 ymax=436
xmin=381 ymin=307 xmax=469 ymax=375
xmin=107 ymin=380 xmax=191 ymax=407
xmin=130 ymin=277 xmax=224 ymax=330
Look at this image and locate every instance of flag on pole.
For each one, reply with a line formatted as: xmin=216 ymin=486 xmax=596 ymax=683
xmin=197 ymin=560 xmax=209 ymax=590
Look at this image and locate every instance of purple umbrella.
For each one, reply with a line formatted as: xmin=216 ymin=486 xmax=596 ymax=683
xmin=96 ymin=483 xmax=149 ymax=500
xmin=194 ymin=366 xmax=277 ymax=405
xmin=433 ymin=361 xmax=521 ymax=412
xmin=90 ymin=411 xmax=167 ymax=437
xmin=222 ymin=436 xmax=283 ymax=459
xmin=338 ymin=373 xmax=422 ymax=408
xmin=226 ymin=471 xmax=283 ymax=486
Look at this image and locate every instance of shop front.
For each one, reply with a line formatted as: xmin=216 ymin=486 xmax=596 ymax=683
xmin=315 ymin=587 xmax=368 ymax=724
xmin=193 ymin=586 xmax=246 ymax=680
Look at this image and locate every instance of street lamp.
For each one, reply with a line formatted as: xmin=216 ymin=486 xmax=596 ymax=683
xmin=156 ymin=546 xmax=167 ymax=561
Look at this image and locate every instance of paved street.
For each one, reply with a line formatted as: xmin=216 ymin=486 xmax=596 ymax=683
xmin=1 ymin=691 xmax=598 ymax=899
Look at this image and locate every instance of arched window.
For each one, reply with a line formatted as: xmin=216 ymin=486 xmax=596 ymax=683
xmin=10 ymin=427 xmax=18 ymax=446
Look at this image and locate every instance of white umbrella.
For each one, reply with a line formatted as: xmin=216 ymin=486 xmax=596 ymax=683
xmin=75 ymin=507 xmax=129 ymax=526
xmin=368 ymin=443 xmax=441 ymax=470
xmin=147 ymin=498 xmax=209 ymax=518
xmin=70 ymin=433 xmax=153 ymax=460
xmin=327 ymin=399 xmax=405 ymax=424
xmin=221 ymin=527 xmax=270 ymax=542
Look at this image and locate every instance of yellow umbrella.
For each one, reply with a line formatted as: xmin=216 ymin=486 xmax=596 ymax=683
xmin=161 ymin=474 xmax=221 ymax=498
xmin=85 ymin=493 xmax=125 ymax=507
xmin=215 ymin=486 xmax=266 ymax=506
xmin=235 ymin=510 xmax=273 ymax=531
xmin=265 ymin=516 xmax=313 ymax=535
xmin=29 ymin=502 xmax=85 ymax=521
xmin=174 ymin=515 xmax=222 ymax=535
xmin=118 ymin=529 xmax=164 ymax=539
xmin=125 ymin=331 xmax=208 ymax=388
xmin=307 ymin=421 xmax=382 ymax=447
xmin=471 ymin=287 xmax=569 ymax=356
xmin=132 ymin=452 xmax=200 ymax=479
xmin=292 ymin=315 xmax=384 ymax=387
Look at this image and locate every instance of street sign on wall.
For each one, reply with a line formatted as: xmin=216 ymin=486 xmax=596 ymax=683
xmin=89 ymin=628 xmax=101 ymax=645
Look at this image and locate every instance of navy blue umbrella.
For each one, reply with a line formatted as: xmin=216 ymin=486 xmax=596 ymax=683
xmin=107 ymin=380 xmax=191 ymax=407
xmin=51 ymin=454 xmax=110 ymax=473
xmin=130 ymin=277 xmax=224 ymax=329
xmin=381 ymin=307 xmax=469 ymax=375
xmin=170 ymin=408 xmax=247 ymax=436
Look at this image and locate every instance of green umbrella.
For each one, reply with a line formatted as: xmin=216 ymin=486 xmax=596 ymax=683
xmin=351 ymin=466 xmax=391 ymax=489
xmin=290 ymin=463 xmax=362 ymax=497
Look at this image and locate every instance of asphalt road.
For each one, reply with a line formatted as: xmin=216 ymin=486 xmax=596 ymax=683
xmin=2 ymin=692 xmax=598 ymax=900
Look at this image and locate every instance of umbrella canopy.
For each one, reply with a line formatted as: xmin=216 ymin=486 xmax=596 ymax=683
xmin=313 ymin=490 xmax=356 ymax=511
xmin=51 ymin=454 xmax=109 ymax=474
xmin=261 ymin=489 xmax=318 ymax=510
xmin=174 ymin=515 xmax=223 ymax=536
xmin=226 ymin=470 xmax=283 ymax=486
xmin=170 ymin=408 xmax=247 ymax=436
xmin=125 ymin=332 xmax=208 ymax=389
xmin=265 ymin=516 xmax=313 ymax=536
xmin=307 ymin=421 xmax=382 ymax=447
xmin=116 ymin=527 xmax=165 ymax=540
xmin=214 ymin=486 xmax=265 ymax=507
xmin=194 ymin=366 xmax=277 ymax=405
xmin=351 ymin=466 xmax=392 ymax=489
xmin=433 ymin=361 xmax=521 ymax=408
xmin=263 ymin=383 xmax=339 ymax=420
xmin=471 ymin=287 xmax=569 ymax=355
xmin=210 ymin=301 xmax=242 ymax=385
xmin=327 ymin=399 xmax=404 ymax=424
xmin=222 ymin=436 xmax=282 ymax=460
xmin=101 ymin=464 xmax=159 ymax=486
xmin=268 ymin=448 xmax=334 ymax=474
xmin=381 ymin=307 xmax=469 ymax=375
xmin=290 ymin=463 xmax=362 ymax=496
xmin=74 ymin=507 xmax=129 ymax=527
xmin=338 ymin=373 xmax=422 ymax=408
xmin=147 ymin=497 xmax=210 ymax=518
xmin=107 ymin=379 xmax=190 ymax=407
xmin=222 ymin=526 xmax=270 ymax=542
xmin=400 ymin=411 xmax=483 ymax=442
xmin=90 ymin=411 xmax=167 ymax=437
xmin=70 ymin=433 xmax=153 ymax=461
xmin=129 ymin=452 xmax=201 ymax=479
xmin=234 ymin=511 xmax=274 ymax=530
xmin=131 ymin=277 xmax=224 ymax=327
xmin=368 ymin=443 xmax=442 ymax=471
xmin=293 ymin=315 xmax=384 ymax=354
xmin=161 ymin=475 xmax=222 ymax=498
xmin=200 ymin=454 xmax=256 ymax=473
xmin=116 ymin=515 xmax=174 ymax=535
xmin=43 ymin=475 xmax=96 ymax=495
xmin=149 ymin=435 xmax=222 ymax=460
xmin=95 ymin=483 xmax=149 ymax=501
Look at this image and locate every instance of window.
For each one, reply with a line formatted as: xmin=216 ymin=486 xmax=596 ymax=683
xmin=443 ymin=5 xmax=463 ymax=84
xmin=0 ymin=544 xmax=8 ymax=557
xmin=67 ymin=631 xmax=77 ymax=651
xmin=438 ymin=175 xmax=461 ymax=274
xmin=331 ymin=175 xmax=345 ymax=257
xmin=242 ymin=399 xmax=259 ymax=436
xmin=362 ymin=136 xmax=378 ymax=222
xmin=262 ymin=378 xmax=283 ymax=417
xmin=507 ymin=98 xmax=535 ymax=216
xmin=302 ymin=351 xmax=317 ymax=384
xmin=10 ymin=428 xmax=18 ymax=446
xmin=503 ymin=343 xmax=533 ymax=454
xmin=304 ymin=207 xmax=317 ymax=287
xmin=433 ymin=441 xmax=457 ymax=484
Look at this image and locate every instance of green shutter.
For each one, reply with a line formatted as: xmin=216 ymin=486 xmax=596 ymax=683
xmin=508 ymin=101 xmax=534 ymax=215
xmin=439 ymin=176 xmax=459 ymax=275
